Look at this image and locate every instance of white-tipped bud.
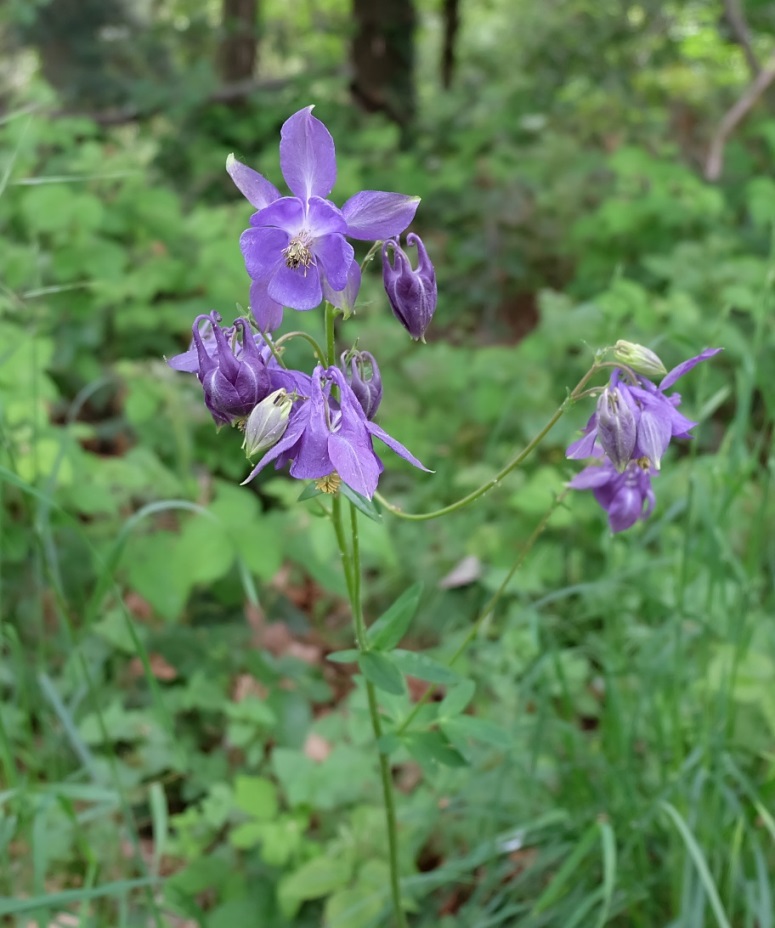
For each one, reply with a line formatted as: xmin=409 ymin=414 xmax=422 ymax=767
xmin=612 ymin=341 xmax=667 ymax=379
xmin=243 ymin=389 xmax=293 ymax=458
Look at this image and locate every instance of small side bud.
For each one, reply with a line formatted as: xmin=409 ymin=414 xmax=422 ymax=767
xmin=382 ymin=233 xmax=437 ymax=340
xmin=340 ymin=349 xmax=382 ymax=419
xmin=243 ymin=389 xmax=293 ymax=458
xmin=596 ymin=386 xmax=636 ymax=471
xmin=612 ymin=341 xmax=667 ymax=379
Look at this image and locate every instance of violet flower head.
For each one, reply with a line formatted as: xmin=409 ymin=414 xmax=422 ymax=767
xmin=228 ymin=106 xmax=421 ymax=330
xmin=382 ymin=233 xmax=437 ymax=340
xmin=567 ymin=346 xmax=721 ymax=531
xmin=567 ymin=348 xmax=721 ymax=471
xmin=169 ymin=311 xmax=271 ymax=426
xmin=242 ymin=364 xmax=429 ymax=499
xmin=340 ymin=349 xmax=382 ymax=420
xmin=569 ymin=459 xmax=657 ymax=534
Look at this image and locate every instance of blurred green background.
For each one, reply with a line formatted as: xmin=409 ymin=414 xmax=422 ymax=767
xmin=1 ymin=0 xmax=774 ymax=925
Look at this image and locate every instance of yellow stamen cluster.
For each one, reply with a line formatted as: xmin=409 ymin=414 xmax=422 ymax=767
xmin=315 ymin=473 xmax=342 ymax=494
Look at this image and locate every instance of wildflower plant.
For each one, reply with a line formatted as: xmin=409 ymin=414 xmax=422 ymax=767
xmin=169 ymin=107 xmax=721 ymax=925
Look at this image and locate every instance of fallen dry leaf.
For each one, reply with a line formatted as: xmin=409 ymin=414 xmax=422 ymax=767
xmin=303 ymin=732 xmax=332 ymax=762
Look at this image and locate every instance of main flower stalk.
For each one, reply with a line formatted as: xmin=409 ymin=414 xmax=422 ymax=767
xmin=325 ymin=306 xmax=408 ymax=928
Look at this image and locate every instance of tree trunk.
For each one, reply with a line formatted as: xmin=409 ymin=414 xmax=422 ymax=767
xmin=218 ymin=0 xmax=258 ymax=85
xmin=441 ymin=0 xmax=460 ymax=89
xmin=351 ymin=0 xmax=416 ymax=145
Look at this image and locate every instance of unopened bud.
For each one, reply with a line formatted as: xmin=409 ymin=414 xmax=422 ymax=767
xmin=596 ymin=386 xmax=637 ymax=471
xmin=382 ymin=233 xmax=437 ymax=340
xmin=612 ymin=341 xmax=667 ymax=379
xmin=243 ymin=389 xmax=293 ymax=458
xmin=340 ymin=349 xmax=382 ymax=419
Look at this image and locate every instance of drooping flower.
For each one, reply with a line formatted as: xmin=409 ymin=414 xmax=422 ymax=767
xmin=242 ymin=365 xmax=429 ymax=498
xmin=567 ymin=348 xmax=721 ymax=471
xmin=382 ymin=233 xmax=437 ymax=340
xmin=228 ymin=106 xmax=421 ymax=330
xmin=567 ymin=346 xmax=721 ymax=531
xmin=569 ymin=458 xmax=657 ymax=533
xmin=340 ymin=349 xmax=382 ymax=420
xmin=595 ymin=385 xmax=637 ymax=471
xmin=168 ymin=312 xmax=272 ymax=426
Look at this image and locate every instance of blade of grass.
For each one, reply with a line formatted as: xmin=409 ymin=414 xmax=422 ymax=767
xmin=660 ymin=801 xmax=732 ymax=928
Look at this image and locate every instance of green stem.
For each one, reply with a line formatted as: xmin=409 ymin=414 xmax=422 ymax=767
xmin=331 ymin=500 xmax=408 ymax=927
xmin=375 ymin=364 xmax=602 ymax=521
xmin=397 ymin=490 xmax=567 ymax=736
xmin=260 ymin=330 xmax=288 ymax=369
xmin=324 ymin=302 xmax=337 ymax=366
xmin=324 ymin=302 xmax=406 ymax=925
xmin=273 ymin=330 xmax=327 ymax=365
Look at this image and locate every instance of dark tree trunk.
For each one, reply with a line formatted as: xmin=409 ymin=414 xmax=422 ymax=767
xmin=218 ymin=0 xmax=258 ymax=85
xmin=441 ymin=0 xmax=460 ymax=89
xmin=351 ymin=0 xmax=416 ymax=145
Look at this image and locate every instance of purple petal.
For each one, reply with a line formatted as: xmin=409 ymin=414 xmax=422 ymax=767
xmin=659 ymin=348 xmax=722 ymax=391
xmin=240 ymin=227 xmax=287 ymax=278
xmin=637 ymin=409 xmax=672 ymax=468
xmin=289 ymin=369 xmax=334 ymax=478
xmin=167 ymin=345 xmax=200 ymax=373
xmin=566 ymin=429 xmax=599 ymax=460
xmin=328 ymin=433 xmax=381 ymax=498
xmin=307 ymin=196 xmax=348 ymax=236
xmin=279 ymin=106 xmax=337 ymax=202
xmin=270 ymin=368 xmax=313 ymax=395
xmin=342 ymin=191 xmax=421 ymax=241
xmin=607 ymin=486 xmax=643 ymax=533
xmin=323 ymin=260 xmax=361 ymax=314
xmin=313 ymin=234 xmax=354 ymax=293
xmin=251 ymin=196 xmax=305 ymax=233
xmin=226 ymin=154 xmax=281 ymax=210
xmin=568 ymin=465 xmax=615 ymax=490
xmin=268 ymin=264 xmax=323 ymax=311
xmin=366 ymin=421 xmax=431 ymax=472
xmin=249 ymin=279 xmax=285 ymax=332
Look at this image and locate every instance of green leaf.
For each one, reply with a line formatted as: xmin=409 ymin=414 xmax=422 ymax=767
xmin=439 ymin=680 xmax=476 ymax=718
xmin=278 ymin=854 xmax=354 ymax=919
xmin=298 ymin=483 xmax=324 ymax=501
xmin=327 ymin=649 xmax=360 ymax=663
xmin=358 ymin=652 xmax=405 ymax=695
xmin=402 ymin=731 xmax=468 ymax=768
xmin=366 ymin=583 xmax=423 ymax=651
xmin=442 ymin=715 xmax=512 ymax=750
xmin=340 ymin=483 xmax=383 ymax=522
xmin=390 ymin=650 xmax=463 ymax=685
xmin=233 ymin=776 xmax=278 ymax=821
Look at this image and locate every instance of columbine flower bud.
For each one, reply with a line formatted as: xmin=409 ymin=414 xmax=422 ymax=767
xmin=382 ymin=233 xmax=437 ymax=340
xmin=192 ymin=312 xmax=270 ymax=425
xmin=243 ymin=389 xmax=294 ymax=458
xmin=612 ymin=341 xmax=667 ymax=379
xmin=340 ymin=349 xmax=382 ymax=420
xmin=596 ymin=386 xmax=636 ymax=471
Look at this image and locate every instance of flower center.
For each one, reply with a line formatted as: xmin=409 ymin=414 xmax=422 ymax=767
xmin=283 ymin=232 xmax=314 ymax=273
xmin=315 ymin=473 xmax=341 ymax=494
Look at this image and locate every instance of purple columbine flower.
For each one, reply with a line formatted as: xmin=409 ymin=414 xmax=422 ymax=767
xmin=569 ymin=458 xmax=657 ymax=534
xmin=168 ymin=311 xmax=272 ymax=426
xmin=567 ymin=348 xmax=721 ymax=471
xmin=242 ymin=365 xmax=429 ymax=499
xmin=382 ymin=233 xmax=437 ymax=340
xmin=227 ymin=106 xmax=421 ymax=330
xmin=340 ymin=349 xmax=382 ymax=420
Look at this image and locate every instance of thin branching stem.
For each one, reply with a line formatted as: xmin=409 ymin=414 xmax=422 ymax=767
xmin=376 ymin=364 xmax=603 ymax=521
